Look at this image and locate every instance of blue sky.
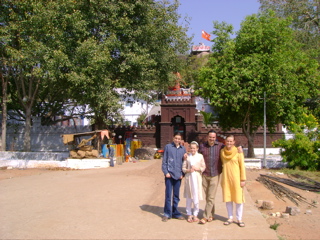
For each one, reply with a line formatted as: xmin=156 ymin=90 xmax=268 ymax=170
xmin=177 ymin=0 xmax=261 ymax=47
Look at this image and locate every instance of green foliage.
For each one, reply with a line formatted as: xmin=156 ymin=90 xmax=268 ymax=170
xmin=195 ymin=11 xmax=320 ymax=157
xmin=259 ymin=0 xmax=320 ymax=60
xmin=270 ymin=221 xmax=280 ymax=230
xmin=1 ymin=0 xmax=191 ymax=136
xmin=273 ymin=114 xmax=320 ymax=171
xmin=200 ymin=111 xmax=215 ymax=127
xmin=259 ymin=0 xmax=320 ymax=119
xmin=178 ymin=54 xmax=210 ymax=87
xmin=137 ymin=112 xmax=147 ymax=126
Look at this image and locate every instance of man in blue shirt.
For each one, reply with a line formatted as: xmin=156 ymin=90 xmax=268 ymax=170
xmin=161 ymin=132 xmax=186 ymax=222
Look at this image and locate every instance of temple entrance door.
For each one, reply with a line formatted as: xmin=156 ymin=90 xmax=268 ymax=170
xmin=171 ymin=115 xmax=186 ymax=140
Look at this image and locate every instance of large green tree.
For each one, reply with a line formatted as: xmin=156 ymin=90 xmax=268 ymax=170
xmin=259 ymin=0 xmax=320 ymax=55
xmin=259 ymin=0 xmax=320 ymax=119
xmin=196 ymin=11 xmax=319 ymax=157
xmin=1 ymin=0 xmax=89 ymax=150
xmin=0 ymin=0 xmax=190 ymax=151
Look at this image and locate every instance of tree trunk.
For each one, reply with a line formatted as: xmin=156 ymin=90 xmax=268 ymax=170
xmin=242 ymin=110 xmax=256 ymax=158
xmin=16 ymin=74 xmax=40 ymax=152
xmin=94 ymin=115 xmax=107 ymax=130
xmin=1 ymin=72 xmax=7 ymax=151
xmin=247 ymin=136 xmax=255 ymax=158
xmin=23 ymin=105 xmax=32 ymax=152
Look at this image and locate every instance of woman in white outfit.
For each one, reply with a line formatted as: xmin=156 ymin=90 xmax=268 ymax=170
xmin=182 ymin=141 xmax=206 ymax=223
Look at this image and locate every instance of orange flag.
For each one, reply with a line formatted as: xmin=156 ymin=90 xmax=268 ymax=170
xmin=201 ymin=30 xmax=211 ymax=41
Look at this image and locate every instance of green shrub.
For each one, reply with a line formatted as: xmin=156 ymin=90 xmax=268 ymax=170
xmin=273 ymin=114 xmax=319 ymax=171
xmin=270 ymin=221 xmax=280 ymax=230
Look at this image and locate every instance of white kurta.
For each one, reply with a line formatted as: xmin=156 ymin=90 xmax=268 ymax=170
xmin=182 ymin=152 xmax=206 ymax=200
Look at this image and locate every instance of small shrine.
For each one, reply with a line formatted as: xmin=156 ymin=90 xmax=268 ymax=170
xmin=159 ymin=72 xmax=197 ymax=147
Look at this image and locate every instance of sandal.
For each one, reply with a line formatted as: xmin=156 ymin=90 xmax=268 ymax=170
xmin=199 ymin=218 xmax=207 ymax=224
xmin=187 ymin=215 xmax=193 ymax=223
xmin=238 ymin=221 xmax=245 ymax=227
xmin=193 ymin=216 xmax=199 ymax=222
xmin=224 ymin=219 xmax=233 ymax=225
xmin=207 ymin=216 xmax=214 ymax=222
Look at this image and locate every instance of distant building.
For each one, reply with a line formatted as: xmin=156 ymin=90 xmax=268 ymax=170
xmin=191 ymin=43 xmax=211 ymax=57
xmin=115 ymin=88 xmax=157 ymax=126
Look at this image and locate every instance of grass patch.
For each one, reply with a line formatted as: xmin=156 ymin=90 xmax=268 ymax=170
xmin=270 ymin=221 xmax=280 ymax=230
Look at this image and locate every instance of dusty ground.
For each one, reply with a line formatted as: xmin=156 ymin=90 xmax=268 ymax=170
xmin=1 ymin=163 xmax=319 ymax=239
xmin=245 ymin=168 xmax=320 ymax=240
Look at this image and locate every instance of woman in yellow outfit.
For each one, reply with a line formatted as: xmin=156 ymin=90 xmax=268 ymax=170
xmin=221 ymin=135 xmax=246 ymax=227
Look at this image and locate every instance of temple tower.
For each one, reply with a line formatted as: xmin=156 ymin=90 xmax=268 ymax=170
xmin=159 ymin=88 xmax=197 ymax=147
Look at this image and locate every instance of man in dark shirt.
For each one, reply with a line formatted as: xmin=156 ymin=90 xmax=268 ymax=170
xmin=198 ymin=130 xmax=224 ymax=224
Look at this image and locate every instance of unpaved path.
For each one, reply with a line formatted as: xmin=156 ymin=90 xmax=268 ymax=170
xmin=0 ymin=160 xmax=278 ymax=239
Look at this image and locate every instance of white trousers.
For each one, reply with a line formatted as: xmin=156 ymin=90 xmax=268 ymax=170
xmin=186 ymin=172 xmax=199 ymax=216
xmin=226 ymin=201 xmax=244 ymax=221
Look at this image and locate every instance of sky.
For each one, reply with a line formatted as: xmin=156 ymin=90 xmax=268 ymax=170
xmin=177 ymin=0 xmax=261 ymax=47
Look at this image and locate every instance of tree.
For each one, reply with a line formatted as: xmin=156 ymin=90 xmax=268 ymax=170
xmin=176 ymin=54 xmax=210 ymax=90
xmin=0 ymin=0 xmax=190 ymax=151
xmin=259 ymin=0 xmax=320 ymax=119
xmin=1 ymin=0 xmax=85 ymax=151
xmin=259 ymin=0 xmax=320 ymax=56
xmin=0 ymin=63 xmax=8 ymax=151
xmin=67 ymin=0 xmax=191 ymax=128
xmin=196 ymin=11 xmax=319 ymax=157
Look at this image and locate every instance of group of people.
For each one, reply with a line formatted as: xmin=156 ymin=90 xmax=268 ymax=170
xmin=161 ymin=130 xmax=246 ymax=227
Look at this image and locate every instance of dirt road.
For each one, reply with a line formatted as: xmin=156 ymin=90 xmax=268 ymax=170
xmin=0 ymin=160 xmax=278 ymax=239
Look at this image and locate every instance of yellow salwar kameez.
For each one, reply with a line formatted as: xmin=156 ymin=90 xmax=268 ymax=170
xmin=221 ymin=146 xmax=246 ymax=204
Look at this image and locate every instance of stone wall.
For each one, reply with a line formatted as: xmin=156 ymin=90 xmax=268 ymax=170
xmin=2 ymin=119 xmax=92 ymax=152
xmin=194 ymin=114 xmax=284 ymax=148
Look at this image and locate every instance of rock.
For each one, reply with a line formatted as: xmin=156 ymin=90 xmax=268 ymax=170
xmin=70 ymin=150 xmax=79 ymax=158
xmin=77 ymin=150 xmax=86 ymax=158
xmin=281 ymin=213 xmax=290 ymax=218
xmin=85 ymin=150 xmax=99 ymax=158
xmin=256 ymin=200 xmax=264 ymax=207
xmin=305 ymin=209 xmax=312 ymax=215
xmin=275 ymin=212 xmax=281 ymax=217
xmin=134 ymin=147 xmax=156 ymax=160
xmin=285 ymin=206 xmax=300 ymax=216
xmin=262 ymin=201 xmax=274 ymax=210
